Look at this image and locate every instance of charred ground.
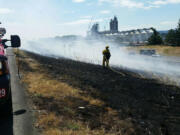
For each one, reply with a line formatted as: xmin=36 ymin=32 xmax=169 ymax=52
xmin=16 ymin=50 xmax=180 ymax=135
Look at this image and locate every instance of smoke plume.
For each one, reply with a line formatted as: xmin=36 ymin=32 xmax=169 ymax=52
xmin=21 ymin=38 xmax=180 ymax=86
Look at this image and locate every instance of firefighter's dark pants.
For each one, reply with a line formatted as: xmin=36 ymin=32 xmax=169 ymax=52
xmin=103 ymin=56 xmax=109 ymax=67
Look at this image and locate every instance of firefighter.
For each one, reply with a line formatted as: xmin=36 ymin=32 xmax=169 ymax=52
xmin=102 ymin=46 xmax=111 ymax=68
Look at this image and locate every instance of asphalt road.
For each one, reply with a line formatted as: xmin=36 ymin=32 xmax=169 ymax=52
xmin=0 ymin=49 xmax=37 ymax=135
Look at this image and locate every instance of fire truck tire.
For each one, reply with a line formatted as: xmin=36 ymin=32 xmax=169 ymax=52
xmin=1 ymin=89 xmax=12 ymax=116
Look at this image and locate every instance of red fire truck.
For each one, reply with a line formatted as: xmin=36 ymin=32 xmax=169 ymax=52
xmin=0 ymin=24 xmax=21 ymax=115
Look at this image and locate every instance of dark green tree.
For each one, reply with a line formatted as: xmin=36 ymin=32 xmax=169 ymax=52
xmin=148 ymin=28 xmax=163 ymax=45
xmin=175 ymin=19 xmax=180 ymax=45
xmin=177 ymin=19 xmax=180 ymax=30
xmin=165 ymin=19 xmax=180 ymax=46
xmin=165 ymin=29 xmax=176 ymax=45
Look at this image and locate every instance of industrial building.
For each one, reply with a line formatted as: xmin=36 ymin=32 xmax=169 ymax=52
xmin=88 ymin=16 xmax=154 ymax=44
xmin=110 ymin=16 xmax=118 ymax=33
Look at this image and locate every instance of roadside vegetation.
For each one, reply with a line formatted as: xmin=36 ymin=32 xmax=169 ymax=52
xmin=147 ymin=19 xmax=180 ymax=46
xmin=15 ymin=50 xmax=180 ymax=135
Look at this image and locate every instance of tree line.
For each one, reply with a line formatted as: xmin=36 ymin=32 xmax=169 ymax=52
xmin=148 ymin=19 xmax=180 ymax=46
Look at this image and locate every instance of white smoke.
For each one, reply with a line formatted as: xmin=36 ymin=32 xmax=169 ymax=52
xmin=21 ymin=38 xmax=180 ymax=86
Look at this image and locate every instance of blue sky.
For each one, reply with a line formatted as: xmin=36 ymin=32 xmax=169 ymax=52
xmin=0 ymin=0 xmax=180 ymax=39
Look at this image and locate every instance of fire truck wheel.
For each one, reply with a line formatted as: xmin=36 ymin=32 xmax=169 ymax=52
xmin=1 ymin=90 xmax=12 ymax=116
